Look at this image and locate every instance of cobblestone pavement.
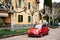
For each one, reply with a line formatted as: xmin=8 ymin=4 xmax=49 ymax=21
xmin=0 ymin=28 xmax=60 ymax=40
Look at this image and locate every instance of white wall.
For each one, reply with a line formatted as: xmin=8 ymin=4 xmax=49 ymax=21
xmin=39 ymin=0 xmax=44 ymax=10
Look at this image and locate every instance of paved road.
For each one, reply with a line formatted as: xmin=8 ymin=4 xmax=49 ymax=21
xmin=0 ymin=28 xmax=60 ymax=40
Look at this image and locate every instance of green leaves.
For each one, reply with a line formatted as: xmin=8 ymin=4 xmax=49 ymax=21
xmin=0 ymin=18 xmax=4 ymax=25
xmin=44 ymin=0 xmax=52 ymax=8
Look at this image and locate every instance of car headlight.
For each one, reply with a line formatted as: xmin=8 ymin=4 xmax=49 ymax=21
xmin=34 ymin=31 xmax=37 ymax=34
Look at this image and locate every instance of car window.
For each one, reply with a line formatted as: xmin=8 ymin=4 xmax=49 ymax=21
xmin=35 ymin=24 xmax=43 ymax=28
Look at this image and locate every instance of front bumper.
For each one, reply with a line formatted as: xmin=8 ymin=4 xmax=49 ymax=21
xmin=28 ymin=33 xmax=40 ymax=36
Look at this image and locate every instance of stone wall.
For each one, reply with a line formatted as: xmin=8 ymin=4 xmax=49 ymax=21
xmin=14 ymin=24 xmax=35 ymax=29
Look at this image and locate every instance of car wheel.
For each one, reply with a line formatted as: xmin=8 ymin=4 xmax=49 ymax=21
xmin=40 ymin=33 xmax=43 ymax=37
xmin=46 ymin=31 xmax=49 ymax=35
xmin=28 ymin=35 xmax=31 ymax=37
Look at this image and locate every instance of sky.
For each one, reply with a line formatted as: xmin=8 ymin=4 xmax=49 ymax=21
xmin=39 ymin=0 xmax=60 ymax=10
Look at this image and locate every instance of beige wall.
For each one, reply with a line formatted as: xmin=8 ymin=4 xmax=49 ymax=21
xmin=0 ymin=0 xmax=40 ymax=26
xmin=14 ymin=12 xmax=31 ymax=24
xmin=11 ymin=0 xmax=40 ymax=25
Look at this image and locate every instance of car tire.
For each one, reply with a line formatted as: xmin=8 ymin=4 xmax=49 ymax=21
xmin=40 ymin=33 xmax=43 ymax=37
xmin=28 ymin=35 xmax=31 ymax=37
xmin=46 ymin=31 xmax=49 ymax=35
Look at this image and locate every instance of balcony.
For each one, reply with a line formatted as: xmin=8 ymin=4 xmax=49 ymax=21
xmin=0 ymin=13 xmax=8 ymax=17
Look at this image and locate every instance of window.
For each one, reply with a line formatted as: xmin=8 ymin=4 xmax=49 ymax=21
xmin=28 ymin=2 xmax=30 ymax=9
xmin=18 ymin=15 xmax=23 ymax=22
xmin=28 ymin=16 xmax=31 ymax=22
xmin=18 ymin=0 xmax=21 ymax=7
xmin=15 ymin=0 xmax=18 ymax=8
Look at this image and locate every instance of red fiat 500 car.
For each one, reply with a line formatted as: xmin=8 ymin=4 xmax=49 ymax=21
xmin=28 ymin=24 xmax=49 ymax=37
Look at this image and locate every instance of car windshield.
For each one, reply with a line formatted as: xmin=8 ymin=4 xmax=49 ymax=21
xmin=35 ymin=24 xmax=42 ymax=28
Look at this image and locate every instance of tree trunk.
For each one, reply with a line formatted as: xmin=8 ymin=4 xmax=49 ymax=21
xmin=52 ymin=17 xmax=54 ymax=25
xmin=10 ymin=14 xmax=14 ymax=31
xmin=31 ymin=16 xmax=33 ymax=27
xmin=49 ymin=16 xmax=50 ymax=26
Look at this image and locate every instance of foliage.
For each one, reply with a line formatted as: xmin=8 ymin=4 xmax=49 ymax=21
xmin=44 ymin=0 xmax=52 ymax=8
xmin=58 ymin=8 xmax=60 ymax=13
xmin=0 ymin=28 xmax=28 ymax=36
xmin=0 ymin=29 xmax=17 ymax=36
xmin=15 ymin=28 xmax=28 ymax=33
xmin=56 ymin=17 xmax=60 ymax=22
xmin=0 ymin=18 xmax=4 ymax=25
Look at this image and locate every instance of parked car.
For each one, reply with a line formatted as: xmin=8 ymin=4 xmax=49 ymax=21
xmin=28 ymin=24 xmax=49 ymax=37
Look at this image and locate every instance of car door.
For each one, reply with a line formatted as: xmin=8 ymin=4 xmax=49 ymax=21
xmin=43 ymin=25 xmax=48 ymax=34
xmin=45 ymin=25 xmax=49 ymax=34
xmin=42 ymin=25 xmax=45 ymax=34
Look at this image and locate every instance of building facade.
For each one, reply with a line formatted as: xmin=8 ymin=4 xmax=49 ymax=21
xmin=0 ymin=0 xmax=40 ymax=27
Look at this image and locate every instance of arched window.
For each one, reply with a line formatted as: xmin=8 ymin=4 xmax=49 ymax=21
xmin=18 ymin=0 xmax=21 ymax=7
xmin=28 ymin=2 xmax=30 ymax=9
